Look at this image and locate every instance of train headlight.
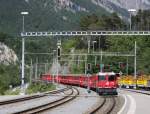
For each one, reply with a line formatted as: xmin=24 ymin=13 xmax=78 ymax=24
xmin=89 ymin=81 xmax=92 ymax=84
xmin=111 ymin=82 xmax=114 ymax=85
xmin=106 ymin=82 xmax=109 ymax=86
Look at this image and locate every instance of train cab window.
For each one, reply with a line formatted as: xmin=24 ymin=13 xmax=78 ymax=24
xmin=108 ymin=75 xmax=115 ymax=81
xmin=98 ymin=75 xmax=105 ymax=80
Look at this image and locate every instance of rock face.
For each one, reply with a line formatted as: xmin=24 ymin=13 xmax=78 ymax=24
xmin=91 ymin=0 xmax=150 ymax=19
xmin=0 ymin=42 xmax=18 ymax=65
xmin=92 ymin=0 xmax=150 ymax=13
xmin=1 ymin=0 xmax=150 ymax=34
xmin=54 ymin=0 xmax=88 ymax=13
xmin=54 ymin=0 xmax=150 ymax=19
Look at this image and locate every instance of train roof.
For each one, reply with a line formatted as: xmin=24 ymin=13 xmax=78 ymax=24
xmin=97 ymin=72 xmax=116 ymax=76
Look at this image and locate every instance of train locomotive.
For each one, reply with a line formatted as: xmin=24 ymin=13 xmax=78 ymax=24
xmin=96 ymin=72 xmax=118 ymax=95
xmin=41 ymin=72 xmax=118 ymax=95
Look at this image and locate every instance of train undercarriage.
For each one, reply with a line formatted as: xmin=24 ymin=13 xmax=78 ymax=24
xmin=97 ymin=88 xmax=118 ymax=95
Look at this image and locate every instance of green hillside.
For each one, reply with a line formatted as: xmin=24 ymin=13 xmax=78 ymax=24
xmin=0 ymin=0 xmax=108 ymax=36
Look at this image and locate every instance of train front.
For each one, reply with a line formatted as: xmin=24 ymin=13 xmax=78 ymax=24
xmin=97 ymin=72 xmax=118 ymax=95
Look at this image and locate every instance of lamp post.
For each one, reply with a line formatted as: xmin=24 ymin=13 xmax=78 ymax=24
xmin=128 ymin=9 xmax=136 ymax=30
xmin=21 ymin=12 xmax=29 ymax=95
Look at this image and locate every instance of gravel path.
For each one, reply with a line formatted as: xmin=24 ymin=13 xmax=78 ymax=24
xmin=41 ymin=87 xmax=100 ymax=114
xmin=0 ymin=95 xmax=27 ymax=102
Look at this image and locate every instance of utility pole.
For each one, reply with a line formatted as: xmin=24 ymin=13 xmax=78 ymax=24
xmin=88 ymin=40 xmax=90 ymax=53
xmin=99 ymin=36 xmax=103 ymax=72
xmin=86 ymin=38 xmax=90 ymax=75
xmin=93 ymin=41 xmax=97 ymax=65
xmin=95 ymin=56 xmax=97 ymax=66
xmin=87 ymin=63 xmax=91 ymax=93
xmin=20 ymin=12 xmax=28 ymax=95
xmin=35 ymin=58 xmax=38 ymax=80
xmin=52 ymin=60 xmax=55 ymax=84
xmin=45 ymin=62 xmax=47 ymax=74
xmin=85 ymin=55 xmax=87 ymax=75
xmin=134 ymin=41 xmax=137 ymax=88
xmin=99 ymin=36 xmax=101 ymax=52
xmin=29 ymin=59 xmax=33 ymax=84
xmin=92 ymin=41 xmax=97 ymax=53
xmin=100 ymin=50 xmax=103 ymax=72
xmin=126 ymin=57 xmax=129 ymax=75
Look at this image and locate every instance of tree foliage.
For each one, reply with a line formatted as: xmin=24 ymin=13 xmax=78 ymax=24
xmin=132 ymin=10 xmax=150 ymax=30
xmin=79 ymin=12 xmax=150 ymax=74
xmin=0 ymin=65 xmax=20 ymax=95
xmin=80 ymin=13 xmax=127 ymax=30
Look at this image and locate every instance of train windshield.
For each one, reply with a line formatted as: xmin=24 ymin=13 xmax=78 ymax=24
xmin=98 ymin=75 xmax=105 ymax=80
xmin=108 ymin=75 xmax=115 ymax=81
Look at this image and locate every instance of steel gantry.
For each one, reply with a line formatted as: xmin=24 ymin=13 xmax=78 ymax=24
xmin=61 ymin=52 xmax=135 ymax=57
xmin=21 ymin=30 xmax=150 ymax=90
xmin=21 ymin=31 xmax=150 ymax=37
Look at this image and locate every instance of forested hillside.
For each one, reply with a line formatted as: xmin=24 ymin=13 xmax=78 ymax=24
xmin=78 ymin=11 xmax=150 ymax=74
xmin=0 ymin=0 xmax=108 ymax=36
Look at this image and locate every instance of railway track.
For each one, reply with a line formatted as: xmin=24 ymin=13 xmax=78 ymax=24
xmin=11 ymin=87 xmax=79 ymax=114
xmin=0 ymin=87 xmax=70 ymax=106
xmin=122 ymin=88 xmax=150 ymax=95
xmin=89 ymin=96 xmax=116 ymax=114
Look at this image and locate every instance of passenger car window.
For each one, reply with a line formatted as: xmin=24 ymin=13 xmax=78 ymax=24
xmin=108 ymin=75 xmax=115 ymax=81
xmin=98 ymin=75 xmax=105 ymax=80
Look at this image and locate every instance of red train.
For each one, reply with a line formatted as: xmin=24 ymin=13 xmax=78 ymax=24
xmin=41 ymin=72 xmax=118 ymax=95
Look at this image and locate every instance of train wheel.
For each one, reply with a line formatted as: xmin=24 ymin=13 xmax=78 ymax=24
xmin=114 ymin=92 xmax=118 ymax=95
xmin=99 ymin=92 xmax=103 ymax=95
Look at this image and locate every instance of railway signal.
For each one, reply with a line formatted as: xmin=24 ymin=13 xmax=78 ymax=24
xmin=119 ymin=62 xmax=126 ymax=69
xmin=87 ymin=63 xmax=91 ymax=74
xmin=86 ymin=63 xmax=91 ymax=93
xmin=57 ymin=40 xmax=61 ymax=61
xmin=104 ymin=65 xmax=112 ymax=71
xmin=96 ymin=64 xmax=100 ymax=69
xmin=57 ymin=46 xmax=61 ymax=60
xmin=87 ymin=63 xmax=91 ymax=70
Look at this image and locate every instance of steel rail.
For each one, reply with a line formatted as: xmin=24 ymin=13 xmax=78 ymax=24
xmin=105 ymin=97 xmax=116 ymax=114
xmin=0 ymin=87 xmax=70 ymax=105
xmin=122 ymin=89 xmax=150 ymax=96
xmin=89 ymin=96 xmax=116 ymax=114
xmin=89 ymin=97 xmax=106 ymax=114
xmin=12 ymin=87 xmax=79 ymax=114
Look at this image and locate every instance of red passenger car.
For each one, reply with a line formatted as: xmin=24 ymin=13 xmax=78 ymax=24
xmin=41 ymin=72 xmax=118 ymax=95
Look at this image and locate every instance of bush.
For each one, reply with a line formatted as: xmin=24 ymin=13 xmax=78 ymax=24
xmin=26 ymin=83 xmax=56 ymax=94
xmin=0 ymin=65 xmax=20 ymax=95
xmin=4 ymin=88 xmax=20 ymax=95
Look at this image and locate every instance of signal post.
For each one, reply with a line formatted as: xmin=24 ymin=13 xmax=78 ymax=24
xmin=87 ymin=63 xmax=91 ymax=93
xmin=56 ymin=40 xmax=61 ymax=88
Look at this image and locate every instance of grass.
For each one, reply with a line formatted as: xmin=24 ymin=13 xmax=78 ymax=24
xmin=4 ymin=88 xmax=20 ymax=95
xmin=4 ymin=83 xmax=56 ymax=95
xmin=26 ymin=83 xmax=56 ymax=94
